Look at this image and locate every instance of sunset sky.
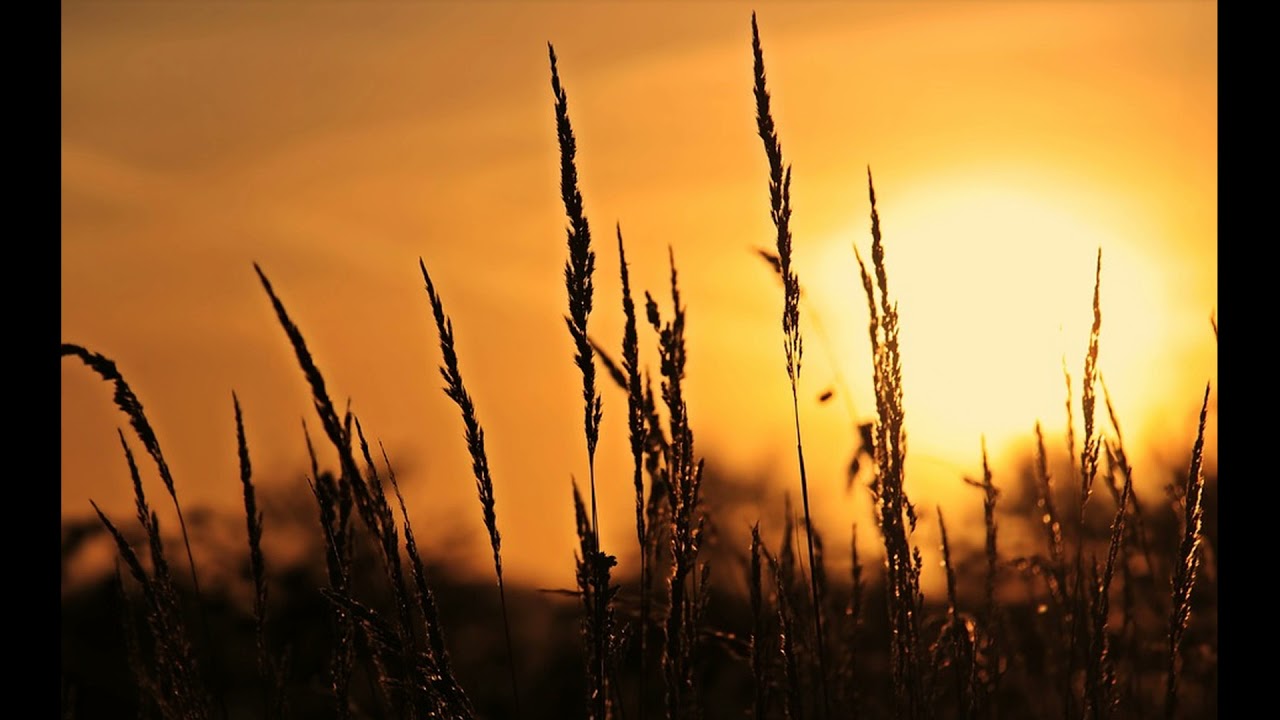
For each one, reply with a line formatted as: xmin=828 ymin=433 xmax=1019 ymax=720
xmin=62 ymin=1 xmax=1217 ymax=592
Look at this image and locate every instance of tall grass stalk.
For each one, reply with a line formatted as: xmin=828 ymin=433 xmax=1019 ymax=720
xmin=648 ymin=248 xmax=706 ymax=718
xmin=254 ymin=265 xmax=385 ymax=544
xmin=762 ymin=544 xmax=804 ymax=720
xmin=589 ymin=335 xmax=674 ymax=716
xmin=353 ymin=415 xmax=424 ymax=718
xmin=936 ymin=508 xmax=978 ymax=719
xmin=368 ymin=413 xmax=478 ymax=714
xmin=1033 ymin=422 xmax=1067 ymax=604
xmin=547 ymin=42 xmax=603 ymax=534
xmin=642 ymin=369 xmax=673 ymax=534
xmin=750 ymin=15 xmax=830 ymax=714
xmin=382 ymin=441 xmax=462 ymax=696
xmin=749 ymin=524 xmax=769 ymax=719
xmin=1165 ymin=383 xmax=1211 ymax=720
xmin=420 ymin=259 xmax=522 ymax=716
xmin=1061 ymin=348 xmax=1080 ymax=719
xmin=1100 ymin=376 xmax=1156 ymax=575
xmin=1101 ymin=441 xmax=1140 ymax=712
xmin=756 ymin=247 xmax=863 ymax=448
xmin=1085 ymin=444 xmax=1131 ymax=720
xmin=963 ymin=439 xmax=1001 ymax=706
xmin=233 ymin=394 xmax=285 ymax=720
xmin=615 ymin=223 xmax=653 ymax=719
xmin=847 ymin=523 xmax=865 ymax=718
xmin=1032 ymin=419 xmax=1071 ymax=709
xmin=1078 ymin=249 xmax=1104 ymax=519
xmin=1097 ymin=380 xmax=1150 ymax=714
xmin=548 ymin=43 xmax=611 ymax=719
xmin=573 ymin=481 xmax=620 ymax=719
xmin=305 ymin=418 xmax=356 ymax=718
xmin=1063 ymin=356 xmax=1078 ymax=488
xmin=258 ymin=264 xmax=473 ymax=715
xmin=1067 ymin=249 xmax=1104 ymax=718
xmin=855 ymin=168 xmax=926 ymax=719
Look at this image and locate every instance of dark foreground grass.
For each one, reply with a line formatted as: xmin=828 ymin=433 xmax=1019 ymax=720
xmin=61 ymin=15 xmax=1216 ymax=720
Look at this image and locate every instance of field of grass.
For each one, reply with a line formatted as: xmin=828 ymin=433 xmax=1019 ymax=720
xmin=60 ymin=15 xmax=1217 ymax=720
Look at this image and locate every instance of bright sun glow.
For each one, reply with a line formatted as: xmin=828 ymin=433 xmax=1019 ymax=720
xmin=807 ymin=171 xmax=1176 ymax=481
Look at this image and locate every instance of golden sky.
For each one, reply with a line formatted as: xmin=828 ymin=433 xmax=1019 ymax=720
xmin=62 ymin=1 xmax=1217 ymax=591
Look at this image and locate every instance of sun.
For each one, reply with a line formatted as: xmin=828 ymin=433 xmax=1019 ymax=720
xmin=803 ymin=168 xmax=1187 ymax=486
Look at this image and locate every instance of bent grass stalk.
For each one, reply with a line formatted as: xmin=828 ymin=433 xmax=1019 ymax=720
xmin=420 ymin=259 xmax=521 ymax=716
xmin=60 ymin=345 xmax=211 ymax=662
xmin=254 ymin=265 xmax=385 ymax=544
xmin=258 ymin=264 xmax=472 ymax=715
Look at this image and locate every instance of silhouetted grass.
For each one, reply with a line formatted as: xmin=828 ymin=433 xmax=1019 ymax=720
xmin=61 ymin=344 xmax=211 ymax=661
xmin=749 ymin=524 xmax=769 ymax=720
xmin=646 ymin=248 xmax=708 ymax=719
xmin=60 ymin=14 xmax=1216 ymax=720
xmin=615 ymin=223 xmax=653 ymax=720
xmin=751 ymin=15 xmax=830 ymax=716
xmin=421 ymin=259 xmax=521 ymax=716
xmin=962 ymin=440 xmax=1001 ymax=709
xmin=856 ymin=167 xmax=927 ymax=720
xmin=234 ymin=393 xmax=287 ymax=720
xmin=88 ymin=430 xmax=211 ymax=720
xmin=1166 ymin=383 xmax=1211 ymax=720
xmin=549 ymin=41 xmax=613 ymax=720
xmin=934 ymin=508 xmax=978 ymax=719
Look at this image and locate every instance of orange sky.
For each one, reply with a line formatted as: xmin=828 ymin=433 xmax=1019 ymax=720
xmin=62 ymin=1 xmax=1217 ymax=592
